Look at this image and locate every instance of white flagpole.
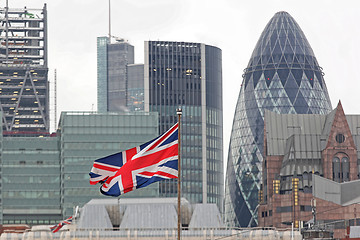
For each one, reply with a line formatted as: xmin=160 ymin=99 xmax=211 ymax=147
xmin=177 ymin=108 xmax=182 ymax=240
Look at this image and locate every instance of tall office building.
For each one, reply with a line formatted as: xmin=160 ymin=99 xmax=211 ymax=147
xmin=224 ymin=12 xmax=332 ymax=227
xmin=97 ymin=37 xmax=134 ymax=112
xmin=144 ymin=41 xmax=223 ymax=208
xmin=0 ymin=4 xmax=49 ymax=136
xmin=97 ymin=39 xmax=223 ymax=209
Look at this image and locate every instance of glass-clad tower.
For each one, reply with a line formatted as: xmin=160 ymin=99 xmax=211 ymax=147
xmin=59 ymin=111 xmax=159 ymax=217
xmin=144 ymin=41 xmax=223 ymax=209
xmin=2 ymin=136 xmax=61 ymax=225
xmin=97 ymin=37 xmax=134 ymax=112
xmin=97 ymin=37 xmax=109 ymax=112
xmin=224 ymin=12 xmax=332 ymax=227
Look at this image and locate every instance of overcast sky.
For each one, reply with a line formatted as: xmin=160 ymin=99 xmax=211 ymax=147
xmin=6 ymin=0 xmax=360 ymax=161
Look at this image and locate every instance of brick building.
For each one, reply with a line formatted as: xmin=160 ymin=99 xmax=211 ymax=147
xmin=259 ymin=101 xmax=360 ymax=239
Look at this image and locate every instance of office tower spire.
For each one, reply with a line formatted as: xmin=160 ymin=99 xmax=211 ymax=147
xmin=224 ymin=11 xmax=332 ymax=227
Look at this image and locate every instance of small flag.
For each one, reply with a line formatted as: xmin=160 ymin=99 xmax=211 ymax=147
xmin=24 ymin=12 xmax=35 ymax=18
xmin=50 ymin=216 xmax=73 ymax=233
xmin=89 ymin=123 xmax=178 ymax=196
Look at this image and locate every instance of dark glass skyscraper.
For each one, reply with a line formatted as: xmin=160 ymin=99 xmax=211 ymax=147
xmin=127 ymin=64 xmax=144 ymax=111
xmin=224 ymin=12 xmax=332 ymax=227
xmin=96 ymin=39 xmax=223 ymax=209
xmin=144 ymin=41 xmax=223 ymax=208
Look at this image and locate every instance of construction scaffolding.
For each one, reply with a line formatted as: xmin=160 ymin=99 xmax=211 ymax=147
xmin=0 ymin=3 xmax=49 ymax=136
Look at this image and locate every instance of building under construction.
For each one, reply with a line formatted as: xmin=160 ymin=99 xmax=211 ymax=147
xmin=0 ymin=4 xmax=49 ymax=136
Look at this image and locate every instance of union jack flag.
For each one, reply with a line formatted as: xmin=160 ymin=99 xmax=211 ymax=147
xmin=50 ymin=216 xmax=73 ymax=233
xmin=89 ymin=123 xmax=179 ymax=196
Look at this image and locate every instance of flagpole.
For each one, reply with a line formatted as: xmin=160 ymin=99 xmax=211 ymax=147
xmin=176 ymin=108 xmax=182 ymax=240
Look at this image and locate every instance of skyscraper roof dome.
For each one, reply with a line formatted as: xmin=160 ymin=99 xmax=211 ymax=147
xmin=247 ymin=11 xmax=317 ymax=74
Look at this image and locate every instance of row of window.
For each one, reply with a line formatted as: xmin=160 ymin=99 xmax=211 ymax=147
xmin=3 ymin=219 xmax=60 ymax=225
xmin=272 ymin=205 xmax=312 ymax=214
xmin=4 ymin=191 xmax=60 ymax=198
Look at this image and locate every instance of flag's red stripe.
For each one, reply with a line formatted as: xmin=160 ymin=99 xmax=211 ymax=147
xmin=147 ymin=123 xmax=178 ymax=151
xmin=126 ymin=147 xmax=138 ymax=162
xmin=134 ymin=144 xmax=178 ymax=164
xmin=90 ymin=180 xmax=101 ymax=185
xmin=139 ymin=171 xmax=155 ymax=176
xmin=140 ymin=171 xmax=177 ymax=178
xmin=93 ymin=163 xmax=120 ymax=172
xmin=156 ymin=171 xmax=178 ymax=178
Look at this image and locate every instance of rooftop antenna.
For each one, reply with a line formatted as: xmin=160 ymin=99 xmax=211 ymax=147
xmin=5 ymin=0 xmax=9 ymax=60
xmin=108 ymin=0 xmax=111 ymax=42
xmin=54 ymin=69 xmax=57 ymax=131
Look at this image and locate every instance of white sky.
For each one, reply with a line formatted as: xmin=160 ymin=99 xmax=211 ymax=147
xmin=6 ymin=0 xmax=360 ymax=162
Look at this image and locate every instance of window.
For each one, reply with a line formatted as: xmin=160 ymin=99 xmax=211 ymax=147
xmin=276 ymin=206 xmax=293 ymax=213
xmin=335 ymin=133 xmax=345 ymax=143
xmin=342 ymin=157 xmax=350 ymax=181
xmin=333 ymin=157 xmax=340 ymax=182
xmin=333 ymin=153 xmax=350 ymax=182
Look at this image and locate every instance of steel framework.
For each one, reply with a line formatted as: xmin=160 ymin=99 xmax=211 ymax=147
xmin=0 ymin=3 xmax=49 ymax=136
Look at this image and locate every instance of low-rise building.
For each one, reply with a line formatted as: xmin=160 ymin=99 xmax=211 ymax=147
xmin=1 ymin=111 xmax=159 ymax=225
xmin=259 ymin=101 xmax=360 ymax=239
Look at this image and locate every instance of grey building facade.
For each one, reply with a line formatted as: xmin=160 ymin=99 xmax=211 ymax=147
xmin=97 ymin=37 xmax=134 ymax=112
xmin=0 ymin=111 xmax=159 ymax=224
xmin=59 ymin=111 xmax=159 ymax=217
xmin=97 ymin=37 xmax=109 ymax=112
xmin=2 ymin=136 xmax=61 ymax=225
xmin=0 ymin=4 xmax=49 ymax=136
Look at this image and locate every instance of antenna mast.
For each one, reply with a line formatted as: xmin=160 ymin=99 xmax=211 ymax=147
xmin=54 ymin=69 xmax=57 ymax=131
xmin=5 ymin=0 xmax=9 ymax=60
xmin=108 ymin=0 xmax=111 ymax=41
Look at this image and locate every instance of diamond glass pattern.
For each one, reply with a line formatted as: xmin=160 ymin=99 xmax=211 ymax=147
xmin=224 ymin=12 xmax=332 ymax=227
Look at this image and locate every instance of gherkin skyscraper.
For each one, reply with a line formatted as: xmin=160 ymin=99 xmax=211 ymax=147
xmin=224 ymin=12 xmax=332 ymax=227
